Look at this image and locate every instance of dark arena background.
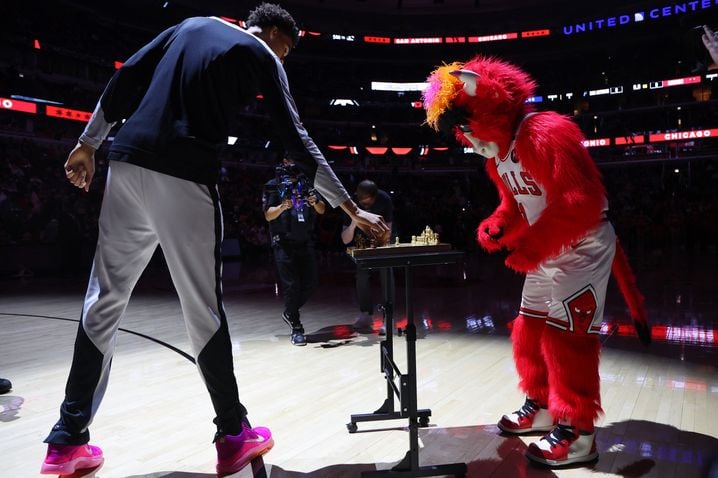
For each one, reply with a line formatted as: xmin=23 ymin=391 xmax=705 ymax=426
xmin=1 ymin=1 xmax=717 ymax=477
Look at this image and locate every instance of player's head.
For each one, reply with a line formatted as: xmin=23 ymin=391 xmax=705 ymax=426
xmin=355 ymin=180 xmax=378 ymax=209
xmin=246 ymin=3 xmax=300 ymax=62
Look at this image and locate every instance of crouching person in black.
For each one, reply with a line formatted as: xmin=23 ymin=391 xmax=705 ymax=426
xmin=263 ymin=158 xmax=326 ymax=345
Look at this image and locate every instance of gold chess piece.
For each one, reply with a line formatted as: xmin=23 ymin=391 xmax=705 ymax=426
xmin=414 ymin=226 xmax=439 ymax=245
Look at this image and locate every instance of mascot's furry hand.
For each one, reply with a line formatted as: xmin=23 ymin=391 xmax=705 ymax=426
xmin=505 ymin=242 xmax=544 ymax=273
xmin=477 ymin=217 xmax=504 ymax=252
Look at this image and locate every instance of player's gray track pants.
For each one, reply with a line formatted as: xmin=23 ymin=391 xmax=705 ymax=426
xmin=45 ymin=160 xmax=246 ymax=445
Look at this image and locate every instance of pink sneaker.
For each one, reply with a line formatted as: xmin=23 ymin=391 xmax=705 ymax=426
xmin=216 ymin=423 xmax=274 ymax=476
xmin=40 ymin=443 xmax=104 ymax=475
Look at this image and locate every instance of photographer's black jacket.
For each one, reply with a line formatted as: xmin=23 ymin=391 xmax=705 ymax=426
xmin=79 ymin=16 xmax=348 ymax=207
xmin=263 ymin=178 xmax=322 ymax=243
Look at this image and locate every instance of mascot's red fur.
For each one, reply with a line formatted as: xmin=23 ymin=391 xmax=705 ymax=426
xmin=424 ymin=56 xmax=649 ymax=466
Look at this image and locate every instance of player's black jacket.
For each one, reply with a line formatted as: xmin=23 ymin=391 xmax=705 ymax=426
xmin=80 ymin=17 xmax=347 ymax=205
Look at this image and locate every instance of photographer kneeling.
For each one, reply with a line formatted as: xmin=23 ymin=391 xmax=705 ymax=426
xmin=263 ymin=158 xmax=326 ymax=345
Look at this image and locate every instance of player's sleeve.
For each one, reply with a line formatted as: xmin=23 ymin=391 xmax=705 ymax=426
xmin=79 ymin=24 xmax=178 ymax=149
xmin=78 ymin=101 xmax=116 ymax=150
xmin=258 ymin=56 xmax=350 ymax=208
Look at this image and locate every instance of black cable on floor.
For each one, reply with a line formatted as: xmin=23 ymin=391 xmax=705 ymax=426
xmin=0 ymin=312 xmax=195 ymax=363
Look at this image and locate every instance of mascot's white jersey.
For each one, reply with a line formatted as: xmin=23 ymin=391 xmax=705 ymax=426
xmin=495 ymin=143 xmax=546 ymax=226
xmin=494 ymin=141 xmax=608 ymax=227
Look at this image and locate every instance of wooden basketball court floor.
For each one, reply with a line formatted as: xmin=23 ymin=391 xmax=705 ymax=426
xmin=1 ymin=253 xmax=716 ymax=478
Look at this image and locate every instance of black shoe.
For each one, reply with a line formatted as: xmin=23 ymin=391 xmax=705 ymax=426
xmin=282 ymin=312 xmax=306 ymax=346
xmin=281 ymin=311 xmax=294 ymax=329
xmin=353 ymin=313 xmax=374 ymax=333
xmin=0 ymin=378 xmax=12 ymax=394
xmin=290 ymin=327 xmax=307 ymax=346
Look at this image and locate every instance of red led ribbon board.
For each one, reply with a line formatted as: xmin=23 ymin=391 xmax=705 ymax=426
xmin=0 ymin=97 xmax=37 ymax=114
xmin=46 ymin=106 xmax=92 ymax=122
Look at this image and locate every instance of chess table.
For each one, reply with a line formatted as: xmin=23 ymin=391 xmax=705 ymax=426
xmin=346 ymin=244 xmax=467 ymax=478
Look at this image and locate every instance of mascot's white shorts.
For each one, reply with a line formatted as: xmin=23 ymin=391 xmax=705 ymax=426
xmin=519 ymin=220 xmax=616 ymax=336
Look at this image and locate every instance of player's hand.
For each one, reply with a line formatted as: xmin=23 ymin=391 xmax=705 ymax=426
xmin=281 ymin=198 xmax=292 ymax=210
xmin=64 ymin=142 xmax=96 ymax=192
xmin=340 ymin=199 xmax=389 ymax=241
xmin=375 ymin=228 xmax=391 ymax=246
xmin=352 ymin=209 xmax=389 ymax=240
xmin=703 ymin=25 xmax=718 ymax=69
xmin=307 ymin=194 xmax=317 ymax=206
xmin=355 ymin=222 xmax=391 ymax=246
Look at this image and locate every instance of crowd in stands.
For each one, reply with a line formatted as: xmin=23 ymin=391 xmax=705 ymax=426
xmin=2 ymin=1 xmax=718 ymax=276
xmin=4 ymin=0 xmax=718 ymax=142
xmin=2 ymin=127 xmax=716 ymax=278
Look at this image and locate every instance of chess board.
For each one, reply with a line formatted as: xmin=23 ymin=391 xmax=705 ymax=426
xmin=347 ymin=242 xmax=452 ymax=258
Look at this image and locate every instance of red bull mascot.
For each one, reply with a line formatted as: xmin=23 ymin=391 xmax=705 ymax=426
xmin=423 ymin=56 xmax=650 ymax=466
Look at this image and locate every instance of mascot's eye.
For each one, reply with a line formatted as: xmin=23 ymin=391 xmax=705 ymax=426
xmin=458 ymin=124 xmax=472 ymax=133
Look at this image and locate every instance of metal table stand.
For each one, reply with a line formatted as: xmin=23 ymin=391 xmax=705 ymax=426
xmin=347 ymin=250 xmax=467 ymax=478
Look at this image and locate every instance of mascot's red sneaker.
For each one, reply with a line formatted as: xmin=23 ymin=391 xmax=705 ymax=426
xmin=526 ymin=423 xmax=598 ymax=466
xmin=498 ymin=397 xmax=553 ymax=434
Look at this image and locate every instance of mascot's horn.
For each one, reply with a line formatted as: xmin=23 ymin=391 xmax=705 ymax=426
xmin=450 ymin=69 xmax=480 ymax=97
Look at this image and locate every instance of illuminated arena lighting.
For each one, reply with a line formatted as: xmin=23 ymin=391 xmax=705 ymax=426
xmin=45 ymin=106 xmax=92 ymax=122
xmin=601 ymin=322 xmax=717 ymax=347
xmin=329 ymin=99 xmax=359 ymax=106
xmin=561 ymin=1 xmax=718 ymax=36
xmin=7 ymin=70 xmax=718 ymax=154
xmin=1 ymin=97 xmax=37 ymax=114
xmin=615 ymin=136 xmax=646 ymax=145
xmin=12 ymin=93 xmax=717 ymax=152
xmin=582 ymin=138 xmax=611 ymax=148
xmin=214 ymin=1 xmax=718 ymax=48
xmin=371 ymin=81 xmax=428 ymax=92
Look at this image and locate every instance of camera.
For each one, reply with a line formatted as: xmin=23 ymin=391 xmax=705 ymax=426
xmin=273 ymin=164 xmax=316 ymax=208
xmin=275 ymin=163 xmax=301 ymax=178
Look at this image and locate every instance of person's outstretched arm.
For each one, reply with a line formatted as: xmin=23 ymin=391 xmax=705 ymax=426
xmin=703 ymin=25 xmax=718 ymax=69
xmin=258 ymin=55 xmax=388 ymax=235
xmin=66 ymin=24 xmax=179 ymax=191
